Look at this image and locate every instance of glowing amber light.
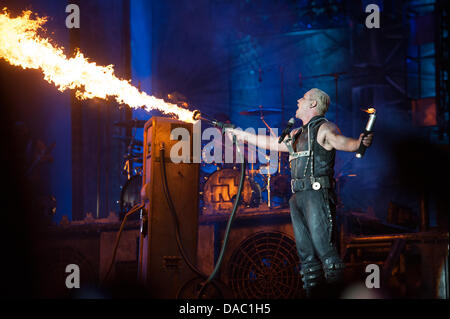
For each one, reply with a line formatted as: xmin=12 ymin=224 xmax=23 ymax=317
xmin=0 ymin=9 xmax=195 ymax=123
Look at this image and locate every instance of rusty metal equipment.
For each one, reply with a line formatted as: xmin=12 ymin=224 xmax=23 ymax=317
xmin=138 ymin=117 xmax=200 ymax=298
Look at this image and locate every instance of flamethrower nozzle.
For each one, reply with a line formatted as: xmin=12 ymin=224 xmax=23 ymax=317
xmin=192 ymin=110 xmax=202 ymax=121
xmin=192 ymin=109 xmax=236 ymax=133
xmin=192 ymin=109 xmax=213 ymax=123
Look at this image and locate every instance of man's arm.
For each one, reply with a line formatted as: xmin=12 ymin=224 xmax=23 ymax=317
xmin=318 ymin=122 xmax=373 ymax=152
xmin=225 ymin=128 xmax=290 ymax=153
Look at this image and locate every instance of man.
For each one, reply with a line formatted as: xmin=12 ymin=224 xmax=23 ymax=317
xmin=226 ymin=88 xmax=373 ymax=297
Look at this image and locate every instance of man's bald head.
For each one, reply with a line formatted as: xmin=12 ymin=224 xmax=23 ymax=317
xmin=307 ymin=88 xmax=330 ymax=115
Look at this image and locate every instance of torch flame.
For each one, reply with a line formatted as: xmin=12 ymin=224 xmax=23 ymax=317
xmin=362 ymin=108 xmax=376 ymax=114
xmin=0 ymin=9 xmax=195 ymax=123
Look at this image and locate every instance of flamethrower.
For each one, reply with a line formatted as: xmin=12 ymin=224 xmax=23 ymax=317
xmin=356 ymin=108 xmax=376 ymax=158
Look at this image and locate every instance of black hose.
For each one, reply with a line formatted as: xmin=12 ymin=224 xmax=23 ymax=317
xmin=159 ymin=145 xmax=207 ymax=279
xmin=197 ymin=138 xmax=246 ymax=299
xmin=102 ymin=203 xmax=144 ymax=285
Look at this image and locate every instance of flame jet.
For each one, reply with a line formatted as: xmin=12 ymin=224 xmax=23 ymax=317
xmin=0 ymin=9 xmax=195 ymax=123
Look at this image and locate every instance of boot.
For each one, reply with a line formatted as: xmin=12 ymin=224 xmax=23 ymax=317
xmin=323 ymin=255 xmax=346 ymax=284
xmin=300 ymin=261 xmax=324 ymax=298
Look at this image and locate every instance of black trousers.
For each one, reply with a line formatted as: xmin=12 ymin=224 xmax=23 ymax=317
xmin=289 ymin=187 xmax=344 ymax=288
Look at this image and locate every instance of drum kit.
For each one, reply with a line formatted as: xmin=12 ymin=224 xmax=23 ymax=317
xmin=115 ymin=106 xmax=292 ymax=218
xmin=201 ymin=106 xmax=292 ymax=213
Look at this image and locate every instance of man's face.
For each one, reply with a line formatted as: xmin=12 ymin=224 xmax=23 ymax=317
xmin=296 ymin=91 xmax=313 ymax=120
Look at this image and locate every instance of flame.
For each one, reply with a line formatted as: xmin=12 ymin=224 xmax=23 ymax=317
xmin=0 ymin=9 xmax=195 ymax=123
xmin=362 ymin=108 xmax=376 ymax=114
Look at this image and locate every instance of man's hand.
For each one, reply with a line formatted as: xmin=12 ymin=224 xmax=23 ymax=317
xmin=359 ymin=133 xmax=374 ymax=148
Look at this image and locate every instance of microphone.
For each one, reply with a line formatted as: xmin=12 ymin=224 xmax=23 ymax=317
xmin=278 ymin=117 xmax=295 ymax=143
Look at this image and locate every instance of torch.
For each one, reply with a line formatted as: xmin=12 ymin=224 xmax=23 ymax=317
xmin=356 ymin=108 xmax=376 ymax=158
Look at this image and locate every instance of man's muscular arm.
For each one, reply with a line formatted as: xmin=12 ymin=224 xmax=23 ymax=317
xmin=225 ymin=128 xmax=290 ymax=153
xmin=318 ymin=122 xmax=373 ymax=152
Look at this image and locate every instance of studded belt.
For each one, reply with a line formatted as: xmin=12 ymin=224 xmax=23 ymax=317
xmin=291 ymin=176 xmax=332 ymax=193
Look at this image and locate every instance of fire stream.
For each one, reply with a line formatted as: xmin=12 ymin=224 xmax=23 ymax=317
xmin=0 ymin=9 xmax=195 ymax=123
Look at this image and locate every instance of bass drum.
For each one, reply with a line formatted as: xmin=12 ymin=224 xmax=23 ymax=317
xmin=203 ymin=169 xmax=261 ymax=214
xmin=119 ymin=174 xmax=142 ymax=220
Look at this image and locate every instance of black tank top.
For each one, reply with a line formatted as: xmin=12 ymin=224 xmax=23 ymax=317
xmin=290 ymin=116 xmax=335 ymax=179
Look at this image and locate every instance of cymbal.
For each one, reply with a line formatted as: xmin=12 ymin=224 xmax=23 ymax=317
xmin=239 ymin=108 xmax=282 ymax=116
xmin=113 ymin=119 xmax=147 ymax=128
